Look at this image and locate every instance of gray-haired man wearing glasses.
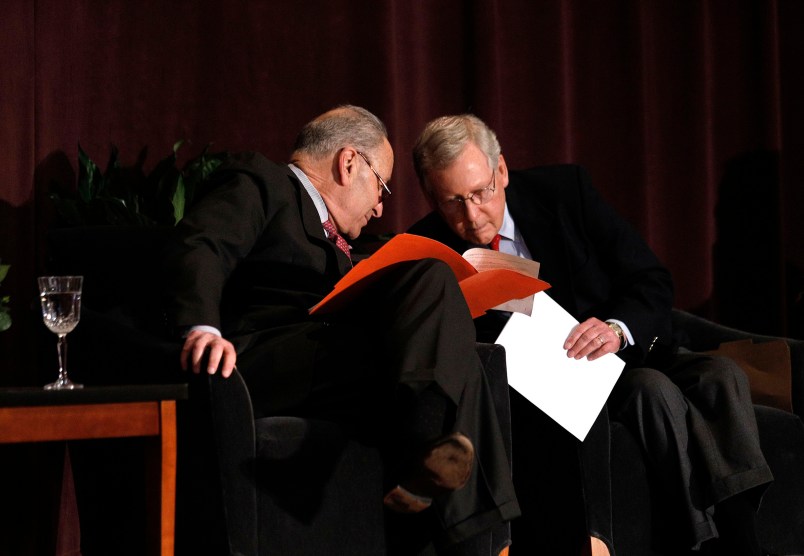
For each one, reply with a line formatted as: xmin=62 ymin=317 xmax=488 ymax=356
xmin=409 ymin=114 xmax=771 ymax=556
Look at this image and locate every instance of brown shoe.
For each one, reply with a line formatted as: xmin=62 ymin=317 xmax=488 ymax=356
xmin=384 ymin=432 xmax=474 ymax=513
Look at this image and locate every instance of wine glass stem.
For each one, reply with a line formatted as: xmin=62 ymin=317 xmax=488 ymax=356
xmin=57 ymin=334 xmax=68 ymax=383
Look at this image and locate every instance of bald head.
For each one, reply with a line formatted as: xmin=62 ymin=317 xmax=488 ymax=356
xmin=289 ymin=105 xmax=393 ymax=241
xmin=292 ymin=105 xmax=388 ymax=161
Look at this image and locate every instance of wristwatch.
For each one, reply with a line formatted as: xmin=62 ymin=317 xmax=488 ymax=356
xmin=606 ymin=321 xmax=627 ymax=351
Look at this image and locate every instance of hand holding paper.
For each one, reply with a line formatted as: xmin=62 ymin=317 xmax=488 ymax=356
xmin=495 ymin=292 xmax=624 ymax=441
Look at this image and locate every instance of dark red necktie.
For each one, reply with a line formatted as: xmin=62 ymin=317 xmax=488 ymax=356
xmin=322 ymin=219 xmax=351 ymax=259
xmin=490 ymin=234 xmax=502 ymax=251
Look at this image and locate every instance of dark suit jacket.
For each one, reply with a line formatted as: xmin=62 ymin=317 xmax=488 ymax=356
xmin=163 ymin=152 xmax=355 ymax=412
xmin=409 ymin=164 xmax=675 ymax=367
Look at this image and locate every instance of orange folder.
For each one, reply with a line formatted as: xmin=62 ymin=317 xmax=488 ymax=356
xmin=310 ymin=233 xmax=550 ymax=319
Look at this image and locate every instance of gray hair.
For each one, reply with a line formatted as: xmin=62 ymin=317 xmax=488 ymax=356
xmin=292 ymin=105 xmax=388 ymax=159
xmin=412 ymin=114 xmax=501 ymax=196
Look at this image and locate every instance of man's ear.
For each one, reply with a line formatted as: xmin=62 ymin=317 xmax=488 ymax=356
xmin=336 ymin=147 xmax=359 ymax=186
xmin=497 ymin=154 xmax=510 ymax=189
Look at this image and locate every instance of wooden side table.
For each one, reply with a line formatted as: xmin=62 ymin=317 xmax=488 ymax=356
xmin=0 ymin=383 xmax=188 ymax=556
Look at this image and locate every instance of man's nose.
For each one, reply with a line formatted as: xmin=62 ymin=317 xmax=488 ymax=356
xmin=463 ymin=200 xmax=480 ymax=220
xmin=372 ymin=201 xmax=384 ymax=218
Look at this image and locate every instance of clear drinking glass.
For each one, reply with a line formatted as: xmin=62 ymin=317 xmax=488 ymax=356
xmin=38 ymin=276 xmax=83 ymax=390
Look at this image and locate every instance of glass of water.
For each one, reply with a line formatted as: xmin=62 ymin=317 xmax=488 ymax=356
xmin=38 ymin=276 xmax=83 ymax=390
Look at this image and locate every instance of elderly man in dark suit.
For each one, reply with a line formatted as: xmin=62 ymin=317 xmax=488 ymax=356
xmin=408 ymin=114 xmax=772 ymax=556
xmin=163 ymin=106 xmax=518 ymax=555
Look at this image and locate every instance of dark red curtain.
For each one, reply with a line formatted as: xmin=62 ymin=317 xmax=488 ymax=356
xmin=3 ymin=0 xmax=804 ymax=382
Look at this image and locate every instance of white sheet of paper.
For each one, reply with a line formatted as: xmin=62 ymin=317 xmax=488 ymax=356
xmin=495 ymin=292 xmax=625 ymax=441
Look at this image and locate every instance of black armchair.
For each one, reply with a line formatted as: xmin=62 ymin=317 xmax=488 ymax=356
xmin=178 ymin=343 xmax=513 ymax=556
xmin=610 ymin=309 xmax=804 ymax=556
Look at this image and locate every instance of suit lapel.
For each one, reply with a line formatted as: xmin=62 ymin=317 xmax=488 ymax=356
xmin=506 ymin=172 xmax=579 ymax=316
xmin=287 ymin=167 xmax=353 ymax=276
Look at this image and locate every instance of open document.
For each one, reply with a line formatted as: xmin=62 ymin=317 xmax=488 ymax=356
xmin=462 ymin=248 xmax=540 ymax=315
xmin=496 ymin=292 xmax=625 ymax=441
xmin=310 ymin=233 xmax=548 ymax=318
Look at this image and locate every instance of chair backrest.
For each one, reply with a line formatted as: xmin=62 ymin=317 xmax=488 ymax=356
xmin=672 ymin=308 xmax=804 ymax=416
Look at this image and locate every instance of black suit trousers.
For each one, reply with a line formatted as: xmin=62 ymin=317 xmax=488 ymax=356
xmin=238 ymin=259 xmax=520 ymax=549
xmin=609 ymin=352 xmax=773 ymax=550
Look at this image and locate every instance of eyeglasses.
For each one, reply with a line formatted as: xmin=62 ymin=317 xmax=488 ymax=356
xmin=356 ymin=151 xmax=392 ymax=200
xmin=439 ymin=172 xmax=496 ymax=213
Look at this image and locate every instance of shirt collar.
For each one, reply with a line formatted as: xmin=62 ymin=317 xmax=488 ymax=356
xmin=288 ymin=163 xmax=328 ymax=223
xmin=498 ymin=203 xmax=515 ymax=241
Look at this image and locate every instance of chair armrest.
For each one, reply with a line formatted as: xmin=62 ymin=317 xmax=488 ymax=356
xmin=672 ymin=308 xmax=804 ymax=416
xmin=475 ymin=343 xmax=512 ymax=464
xmin=207 ymin=369 xmax=258 ymax=556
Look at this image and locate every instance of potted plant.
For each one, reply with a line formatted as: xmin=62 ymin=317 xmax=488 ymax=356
xmin=45 ymin=141 xmax=227 ymax=337
xmin=50 ymin=140 xmax=226 ymax=227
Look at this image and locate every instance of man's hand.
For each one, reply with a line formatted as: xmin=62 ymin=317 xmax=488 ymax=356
xmin=564 ymin=317 xmax=619 ymax=361
xmin=180 ymin=329 xmax=237 ymax=378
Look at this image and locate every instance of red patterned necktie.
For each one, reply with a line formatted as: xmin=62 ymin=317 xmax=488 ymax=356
xmin=322 ymin=219 xmax=351 ymax=259
xmin=490 ymin=234 xmax=502 ymax=251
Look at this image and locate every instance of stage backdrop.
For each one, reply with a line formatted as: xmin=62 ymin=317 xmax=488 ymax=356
xmin=2 ymin=0 xmax=803 ymax=383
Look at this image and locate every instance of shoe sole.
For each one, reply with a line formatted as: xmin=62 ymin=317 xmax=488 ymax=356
xmin=384 ymin=432 xmax=475 ymax=513
xmin=420 ymin=432 xmax=474 ymax=491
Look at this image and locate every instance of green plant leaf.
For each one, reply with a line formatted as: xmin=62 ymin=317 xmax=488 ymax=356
xmin=172 ymin=175 xmax=186 ymax=224
xmin=143 ymin=148 xmax=180 ymax=226
xmin=50 ymin=194 xmax=88 ymax=226
xmin=182 ymin=146 xmax=224 ymax=205
xmin=154 ymin=171 xmax=181 ymax=226
xmin=0 ymin=311 xmax=11 ymax=332
xmin=77 ymin=143 xmax=104 ymax=203
xmin=100 ymin=144 xmax=120 ymax=197
xmin=0 ymin=264 xmax=9 ymax=283
xmin=97 ymin=197 xmax=150 ymax=226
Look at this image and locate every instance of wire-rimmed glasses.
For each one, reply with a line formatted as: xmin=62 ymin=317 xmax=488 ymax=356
xmin=356 ymin=150 xmax=392 ymax=200
xmin=438 ymin=172 xmax=497 ymax=214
